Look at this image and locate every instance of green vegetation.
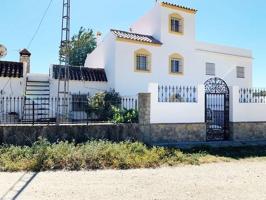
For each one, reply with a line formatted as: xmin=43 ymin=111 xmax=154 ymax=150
xmin=1 ymin=140 xmax=266 ymax=172
xmin=60 ymin=27 xmax=97 ymax=66
xmin=88 ymin=90 xmax=138 ymax=123
xmin=88 ymin=90 xmax=122 ymax=121
xmin=112 ymin=107 xmax=138 ymax=123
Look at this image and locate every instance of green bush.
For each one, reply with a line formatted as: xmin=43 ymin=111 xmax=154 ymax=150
xmin=0 ymin=139 xmax=221 ymax=172
xmin=5 ymin=139 xmax=266 ymax=172
xmin=112 ymin=107 xmax=138 ymax=123
xmin=88 ymin=90 xmax=121 ymax=120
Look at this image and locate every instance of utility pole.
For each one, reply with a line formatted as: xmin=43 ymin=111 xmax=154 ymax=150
xmin=57 ymin=0 xmax=71 ymax=123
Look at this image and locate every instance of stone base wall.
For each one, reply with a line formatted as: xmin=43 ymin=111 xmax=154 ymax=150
xmin=230 ymin=122 xmax=266 ymax=141
xmin=0 ymin=123 xmax=206 ymax=146
xmin=0 ymin=124 xmax=147 ymax=146
xmin=3 ymin=122 xmax=266 ymax=146
xmin=149 ymin=123 xmax=206 ymax=144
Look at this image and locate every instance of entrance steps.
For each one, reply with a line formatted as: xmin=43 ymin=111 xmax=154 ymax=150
xmin=22 ymin=74 xmax=53 ymax=123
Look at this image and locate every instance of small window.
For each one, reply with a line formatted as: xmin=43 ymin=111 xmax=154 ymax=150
xmin=171 ymin=59 xmax=182 ymax=73
xmin=169 ymin=13 xmax=183 ymax=35
xmin=169 ymin=53 xmax=183 ymax=74
xmin=171 ymin=18 xmax=181 ymax=32
xmin=136 ymin=55 xmax=148 ymax=71
xmin=237 ymin=66 xmax=245 ymax=78
xmin=206 ymin=63 xmax=215 ymax=76
xmin=134 ymin=49 xmax=151 ymax=72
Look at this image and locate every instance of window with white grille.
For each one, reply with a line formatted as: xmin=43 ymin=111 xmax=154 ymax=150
xmin=206 ymin=63 xmax=215 ymax=76
xmin=236 ymin=66 xmax=245 ymax=78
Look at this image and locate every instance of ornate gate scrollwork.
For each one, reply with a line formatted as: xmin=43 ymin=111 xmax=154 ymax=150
xmin=205 ymin=77 xmax=230 ymax=141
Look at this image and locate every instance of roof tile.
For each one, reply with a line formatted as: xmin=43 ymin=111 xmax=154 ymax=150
xmin=161 ymin=2 xmax=197 ymax=13
xmin=0 ymin=61 xmax=24 ymax=78
xmin=111 ymin=29 xmax=162 ymax=45
xmin=53 ymin=65 xmax=108 ymax=82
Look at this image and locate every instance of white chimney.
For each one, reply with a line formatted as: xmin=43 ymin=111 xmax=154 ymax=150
xmin=96 ymin=32 xmax=102 ymax=46
xmin=19 ymin=48 xmax=31 ymax=74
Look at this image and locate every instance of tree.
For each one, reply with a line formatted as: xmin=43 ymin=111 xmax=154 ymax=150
xmin=61 ymin=27 xmax=97 ymax=66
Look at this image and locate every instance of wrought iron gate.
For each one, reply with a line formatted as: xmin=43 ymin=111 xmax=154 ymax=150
xmin=205 ymin=78 xmax=230 ymax=141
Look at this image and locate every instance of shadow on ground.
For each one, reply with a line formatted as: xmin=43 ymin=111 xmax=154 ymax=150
xmin=1 ymin=172 xmax=38 ymax=200
xmin=183 ymin=145 xmax=266 ymax=160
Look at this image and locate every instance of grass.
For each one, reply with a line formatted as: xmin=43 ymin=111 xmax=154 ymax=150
xmin=0 ymin=139 xmax=266 ymax=172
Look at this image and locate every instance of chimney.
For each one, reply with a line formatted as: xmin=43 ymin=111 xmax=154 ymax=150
xmin=19 ymin=48 xmax=31 ymax=74
xmin=96 ymin=32 xmax=102 ymax=46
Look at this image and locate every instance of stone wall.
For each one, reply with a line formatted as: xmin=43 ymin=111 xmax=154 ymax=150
xmin=0 ymin=124 xmax=146 ymax=146
xmin=138 ymin=93 xmax=151 ymax=125
xmin=149 ymin=123 xmax=206 ymax=144
xmin=0 ymin=123 xmax=207 ymax=146
xmin=230 ymin=122 xmax=266 ymax=141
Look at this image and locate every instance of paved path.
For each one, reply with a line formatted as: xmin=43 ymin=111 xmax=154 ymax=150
xmin=1 ymin=161 xmax=266 ymax=200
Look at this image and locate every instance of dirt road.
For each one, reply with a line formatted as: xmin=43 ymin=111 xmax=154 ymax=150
xmin=1 ymin=161 xmax=266 ymax=200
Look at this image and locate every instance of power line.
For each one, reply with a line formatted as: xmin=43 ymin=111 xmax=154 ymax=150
xmin=27 ymin=0 xmax=54 ymax=49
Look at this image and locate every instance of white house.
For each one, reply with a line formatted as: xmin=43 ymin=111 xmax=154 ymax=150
xmin=85 ymin=1 xmax=253 ymax=96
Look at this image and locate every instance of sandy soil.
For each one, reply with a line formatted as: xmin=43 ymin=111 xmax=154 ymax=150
xmin=1 ymin=161 xmax=266 ymax=200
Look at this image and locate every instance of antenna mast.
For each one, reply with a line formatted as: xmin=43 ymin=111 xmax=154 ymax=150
xmin=57 ymin=0 xmax=71 ymax=122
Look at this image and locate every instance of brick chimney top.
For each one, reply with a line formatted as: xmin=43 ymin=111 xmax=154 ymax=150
xmin=19 ymin=48 xmax=31 ymax=56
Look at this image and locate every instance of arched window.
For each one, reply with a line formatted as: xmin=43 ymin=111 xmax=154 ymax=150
xmin=169 ymin=53 xmax=184 ymax=75
xmin=169 ymin=13 xmax=184 ymax=35
xmin=134 ymin=48 xmax=151 ymax=72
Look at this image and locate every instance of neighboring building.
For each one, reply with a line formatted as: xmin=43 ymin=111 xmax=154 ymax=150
xmin=0 ymin=50 xmax=108 ymax=123
xmin=85 ymin=1 xmax=253 ymax=96
xmin=0 ymin=49 xmax=30 ymax=97
xmin=49 ymin=65 xmax=108 ymax=97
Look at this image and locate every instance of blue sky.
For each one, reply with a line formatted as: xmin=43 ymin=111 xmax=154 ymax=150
xmin=1 ymin=0 xmax=265 ymax=86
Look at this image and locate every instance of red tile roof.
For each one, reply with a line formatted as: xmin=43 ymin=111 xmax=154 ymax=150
xmin=0 ymin=61 xmax=24 ymax=78
xmin=53 ymin=65 xmax=108 ymax=82
xmin=111 ymin=29 xmax=162 ymax=45
xmin=161 ymin=2 xmax=197 ymax=13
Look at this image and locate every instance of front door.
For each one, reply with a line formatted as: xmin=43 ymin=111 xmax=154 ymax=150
xmin=205 ymin=78 xmax=230 ymax=141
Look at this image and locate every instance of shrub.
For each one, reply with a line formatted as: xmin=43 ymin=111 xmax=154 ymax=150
xmin=4 ymin=139 xmax=262 ymax=172
xmin=88 ymin=90 xmax=121 ymax=120
xmin=112 ymin=107 xmax=138 ymax=123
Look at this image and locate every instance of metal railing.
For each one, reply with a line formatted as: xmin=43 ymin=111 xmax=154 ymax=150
xmin=239 ymin=88 xmax=266 ymax=103
xmin=158 ymin=85 xmax=198 ymax=103
xmin=0 ymin=96 xmax=138 ymax=125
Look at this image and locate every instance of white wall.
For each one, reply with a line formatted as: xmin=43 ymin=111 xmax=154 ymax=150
xmin=196 ymin=42 xmax=253 ymax=88
xmin=131 ymin=3 xmax=162 ymax=39
xmin=149 ymin=83 xmax=205 ymax=124
xmin=0 ymin=78 xmax=24 ymax=97
xmin=160 ymin=5 xmax=196 ymax=43
xmin=85 ymin=33 xmax=116 ymax=90
xmin=114 ymin=39 xmax=200 ymax=96
xmin=84 ymin=3 xmax=253 ymax=97
xmin=230 ymin=86 xmax=266 ymax=122
xmin=49 ymin=78 xmax=108 ymax=97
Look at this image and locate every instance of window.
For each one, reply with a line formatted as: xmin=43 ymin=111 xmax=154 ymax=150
xmin=206 ymin=63 xmax=215 ymax=76
xmin=134 ymin=49 xmax=151 ymax=72
xmin=169 ymin=53 xmax=183 ymax=74
xmin=171 ymin=18 xmax=181 ymax=32
xmin=136 ymin=55 xmax=148 ymax=71
xmin=236 ymin=66 xmax=245 ymax=78
xmin=169 ymin=13 xmax=183 ymax=35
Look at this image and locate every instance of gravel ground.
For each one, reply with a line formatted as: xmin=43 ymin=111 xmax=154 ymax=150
xmin=1 ymin=161 xmax=266 ymax=200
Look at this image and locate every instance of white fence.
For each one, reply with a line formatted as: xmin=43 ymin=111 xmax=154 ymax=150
xmin=148 ymin=84 xmax=266 ymax=124
xmin=148 ymin=83 xmax=205 ymax=124
xmin=230 ymin=86 xmax=266 ymax=122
